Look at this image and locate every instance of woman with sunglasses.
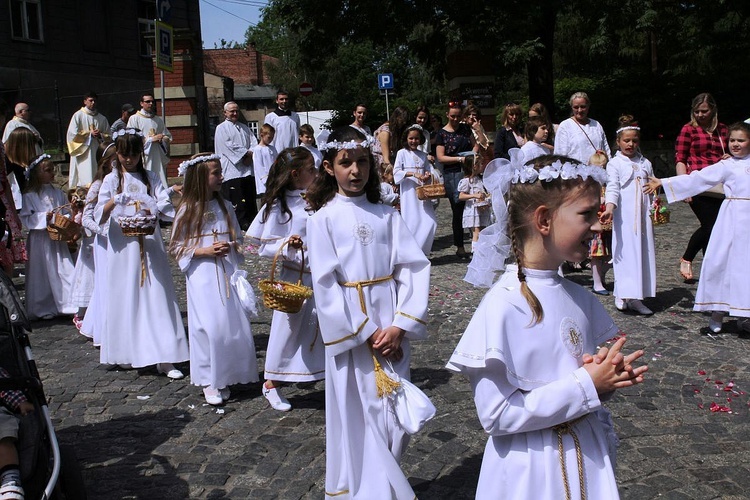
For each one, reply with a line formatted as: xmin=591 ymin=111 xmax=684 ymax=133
xmin=435 ymin=101 xmax=478 ymax=258
xmin=493 ymin=103 xmax=525 ymax=160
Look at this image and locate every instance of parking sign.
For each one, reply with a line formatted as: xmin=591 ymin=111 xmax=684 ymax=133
xmin=155 ymin=21 xmax=174 ymax=73
xmin=378 ymin=73 xmax=394 ymax=90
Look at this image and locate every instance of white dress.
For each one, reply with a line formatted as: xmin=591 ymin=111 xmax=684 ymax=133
xmin=80 ymin=180 xmax=107 ymax=345
xmin=68 ymin=217 xmax=95 ymax=309
xmin=661 ymin=155 xmax=750 ymax=316
xmin=127 ymin=111 xmax=172 ymax=187
xmin=446 ymin=266 xmax=620 ymax=500
xmin=554 ymin=118 xmax=611 ymax=163
xmin=94 ymin=169 xmax=189 ymax=368
xmin=307 ymin=194 xmax=431 ymax=500
xmin=250 ymin=144 xmax=278 ymax=195
xmin=173 ymin=198 xmax=259 ymax=389
xmin=520 ymin=141 xmax=549 ymax=163
xmin=393 ymin=148 xmax=437 ymax=255
xmin=247 ymin=190 xmax=324 ymax=382
xmin=20 ymin=185 xmax=76 ymax=319
xmin=605 ymin=152 xmax=656 ymax=300
xmin=459 ymin=176 xmax=491 ymax=229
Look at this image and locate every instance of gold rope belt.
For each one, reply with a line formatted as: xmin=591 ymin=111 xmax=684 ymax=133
xmin=338 ymin=275 xmax=394 ymax=315
xmin=339 ymin=275 xmax=397 ymax=398
xmin=552 ymin=415 xmax=588 ymax=500
xmin=725 ymin=197 xmax=750 ymax=200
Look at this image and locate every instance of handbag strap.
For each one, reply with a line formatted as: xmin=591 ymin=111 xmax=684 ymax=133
xmin=572 ymin=119 xmax=598 ymax=152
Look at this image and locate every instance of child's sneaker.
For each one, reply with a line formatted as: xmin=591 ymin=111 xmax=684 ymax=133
xmin=262 ymin=384 xmax=291 ymax=411
xmin=72 ymin=314 xmax=83 ymax=330
xmin=0 ymin=481 xmax=24 ymax=500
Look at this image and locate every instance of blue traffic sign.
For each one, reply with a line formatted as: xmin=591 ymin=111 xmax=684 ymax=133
xmin=378 ymin=73 xmax=394 ymax=90
xmin=157 ymin=0 xmax=172 ymax=22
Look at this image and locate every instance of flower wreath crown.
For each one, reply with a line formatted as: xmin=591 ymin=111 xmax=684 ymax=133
xmin=464 ymin=149 xmax=608 ymax=288
xmin=25 ymin=153 xmax=51 ymax=179
xmin=112 ymin=128 xmax=144 ymax=140
xmin=318 ymin=135 xmax=376 ymax=152
xmin=178 ymin=154 xmax=221 ymax=176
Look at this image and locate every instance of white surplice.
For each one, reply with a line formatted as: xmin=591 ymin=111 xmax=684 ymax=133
xmin=393 ymin=147 xmax=437 ymax=255
xmin=554 ymin=118 xmax=611 ymax=163
xmin=247 ymin=190 xmax=324 ymax=382
xmin=20 ymin=185 xmax=75 ymax=319
xmin=662 ymin=155 xmax=750 ymax=316
xmin=307 ymin=193 xmax=431 ymax=500
xmin=214 ymin=119 xmax=258 ymax=181
xmin=250 ymin=144 xmax=278 ymax=195
xmin=447 ymin=266 xmax=620 ymax=500
xmin=173 ymin=198 xmax=259 ymax=389
xmin=94 ymin=170 xmax=188 ymax=368
xmin=605 ymin=151 xmax=656 ymax=300
xmin=80 ymin=180 xmax=107 ymax=345
xmin=67 ymin=108 xmax=109 ymax=188
xmin=520 ymin=140 xmax=549 ymax=163
xmin=127 ymin=111 xmax=172 ymax=187
xmin=264 ymin=110 xmax=300 ymax=150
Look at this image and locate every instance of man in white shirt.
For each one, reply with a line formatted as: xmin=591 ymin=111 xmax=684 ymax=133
xmin=66 ymin=92 xmax=110 ymax=188
xmin=263 ymin=90 xmax=300 ymax=151
xmin=2 ymin=103 xmax=43 ymax=153
xmin=127 ymin=94 xmax=172 ymax=186
xmin=214 ymin=101 xmax=259 ymax=229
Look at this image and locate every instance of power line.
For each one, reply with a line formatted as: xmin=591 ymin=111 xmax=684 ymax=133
xmin=201 ymin=0 xmax=258 ymax=26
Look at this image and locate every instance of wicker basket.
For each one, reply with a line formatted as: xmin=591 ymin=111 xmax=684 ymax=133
xmin=416 ymin=173 xmax=447 ymax=201
xmin=46 ymin=204 xmax=81 ymax=241
xmin=651 ymin=210 xmax=670 ymax=225
xmin=258 ymin=240 xmax=313 ymax=313
xmin=118 ymin=215 xmax=157 ymax=237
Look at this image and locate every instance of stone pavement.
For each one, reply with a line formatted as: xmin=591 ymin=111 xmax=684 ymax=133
xmin=25 ymin=198 xmax=750 ymax=499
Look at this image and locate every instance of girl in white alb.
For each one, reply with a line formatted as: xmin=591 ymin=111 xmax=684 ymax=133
xmin=170 ymin=153 xmax=259 ymax=405
xmin=646 ymin=122 xmax=750 ymax=334
xmin=247 ymin=147 xmax=324 ymax=412
xmin=306 ymin=127 xmax=431 ymax=499
xmin=20 ymin=154 xmax=75 ymax=320
xmin=449 ymin=153 xmax=647 ymax=500
xmin=94 ymin=130 xmax=188 ymax=379
xmin=67 ymin=186 xmax=95 ymax=329
xmin=251 ymin=124 xmax=279 ymax=196
xmin=601 ymin=117 xmax=656 ymax=315
xmin=79 ymin=146 xmax=116 ymax=345
xmin=393 ymin=124 xmax=437 ymax=255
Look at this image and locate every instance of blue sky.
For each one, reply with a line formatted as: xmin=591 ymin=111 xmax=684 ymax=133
xmin=199 ymin=0 xmax=264 ymax=49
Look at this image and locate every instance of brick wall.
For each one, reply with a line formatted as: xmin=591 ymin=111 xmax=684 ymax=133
xmin=203 ymin=46 xmax=277 ymax=85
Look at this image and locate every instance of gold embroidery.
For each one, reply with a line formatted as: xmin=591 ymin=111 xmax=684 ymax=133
xmin=396 ymin=310 xmax=426 ymax=325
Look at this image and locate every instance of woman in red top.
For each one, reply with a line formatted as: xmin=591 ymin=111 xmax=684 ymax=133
xmin=674 ymin=93 xmax=729 ymax=281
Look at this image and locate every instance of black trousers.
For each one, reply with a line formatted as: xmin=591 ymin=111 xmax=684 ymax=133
xmin=683 ymin=194 xmax=723 ymax=261
xmin=221 ymin=176 xmax=257 ymax=231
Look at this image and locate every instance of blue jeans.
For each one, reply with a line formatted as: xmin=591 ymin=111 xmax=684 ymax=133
xmin=443 ymin=168 xmax=466 ymax=248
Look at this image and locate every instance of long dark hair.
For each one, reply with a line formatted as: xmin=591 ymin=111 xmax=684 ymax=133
xmin=306 ymin=127 xmax=381 ymax=211
xmin=261 ymin=146 xmax=313 ymax=223
xmin=114 ymin=132 xmax=150 ymax=195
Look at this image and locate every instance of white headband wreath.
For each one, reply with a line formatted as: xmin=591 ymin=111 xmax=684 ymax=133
xmin=615 ymin=125 xmax=640 ymax=134
xmin=178 ymin=154 xmax=221 ymax=176
xmin=464 ymin=149 xmax=607 ymax=288
xmin=25 ymin=154 xmax=51 ymax=179
xmin=112 ymin=128 xmax=144 ymax=139
xmin=318 ymin=135 xmax=376 ymax=152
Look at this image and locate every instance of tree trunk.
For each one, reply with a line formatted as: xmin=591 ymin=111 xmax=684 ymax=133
xmin=527 ymin=2 xmax=559 ymax=116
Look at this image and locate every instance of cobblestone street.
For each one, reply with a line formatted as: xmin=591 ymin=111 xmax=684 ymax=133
xmin=27 ymin=199 xmax=750 ymax=499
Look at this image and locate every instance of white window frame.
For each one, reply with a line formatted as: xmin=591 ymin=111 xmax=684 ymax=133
xmin=138 ymin=18 xmax=155 ymax=58
xmin=249 ymin=121 xmax=259 ymax=139
xmin=9 ymin=0 xmax=43 ymax=42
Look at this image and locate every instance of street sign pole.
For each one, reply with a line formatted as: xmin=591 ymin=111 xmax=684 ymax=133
xmin=377 ymin=73 xmax=394 ymax=120
xmin=385 ymin=90 xmax=390 ymax=121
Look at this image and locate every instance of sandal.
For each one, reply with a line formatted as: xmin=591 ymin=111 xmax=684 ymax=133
xmin=679 ymin=258 xmax=693 ymax=281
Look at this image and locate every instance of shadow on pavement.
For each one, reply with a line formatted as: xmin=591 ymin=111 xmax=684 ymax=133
xmin=56 ymin=408 xmax=192 ymax=500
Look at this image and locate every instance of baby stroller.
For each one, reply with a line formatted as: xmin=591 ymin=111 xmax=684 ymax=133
xmin=0 ymin=269 xmax=86 ymax=499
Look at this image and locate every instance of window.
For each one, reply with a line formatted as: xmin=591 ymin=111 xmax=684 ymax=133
xmin=138 ymin=0 xmax=156 ymax=58
xmin=249 ymin=121 xmax=259 ymax=138
xmin=10 ymin=0 xmax=43 ymax=42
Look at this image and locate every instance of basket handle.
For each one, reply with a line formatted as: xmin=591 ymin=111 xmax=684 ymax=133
xmin=50 ymin=203 xmax=72 ymax=216
xmin=270 ymin=239 xmax=306 ymax=285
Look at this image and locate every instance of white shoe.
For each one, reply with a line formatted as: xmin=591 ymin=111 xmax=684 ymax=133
xmin=628 ymin=299 xmax=653 ymax=316
xmin=203 ymin=387 xmax=223 ymax=406
xmin=0 ymin=481 xmax=24 ymax=500
xmin=262 ymin=384 xmax=291 ymax=411
xmin=615 ymin=297 xmax=628 ymax=311
xmin=709 ymin=312 xmax=725 ymax=333
xmin=156 ymin=363 xmax=184 ymax=380
xmin=219 ymin=387 xmax=231 ymax=401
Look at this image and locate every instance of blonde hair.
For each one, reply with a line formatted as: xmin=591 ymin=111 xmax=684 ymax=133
xmin=689 ymin=93 xmax=718 ymax=133
xmin=507 ymin=155 xmax=602 ymax=325
xmin=588 ymin=152 xmax=608 ymax=167
xmin=169 ymin=153 xmax=236 ymax=260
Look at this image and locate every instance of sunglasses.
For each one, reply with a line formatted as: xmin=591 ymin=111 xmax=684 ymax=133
xmin=143 ymin=100 xmax=155 ymax=104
